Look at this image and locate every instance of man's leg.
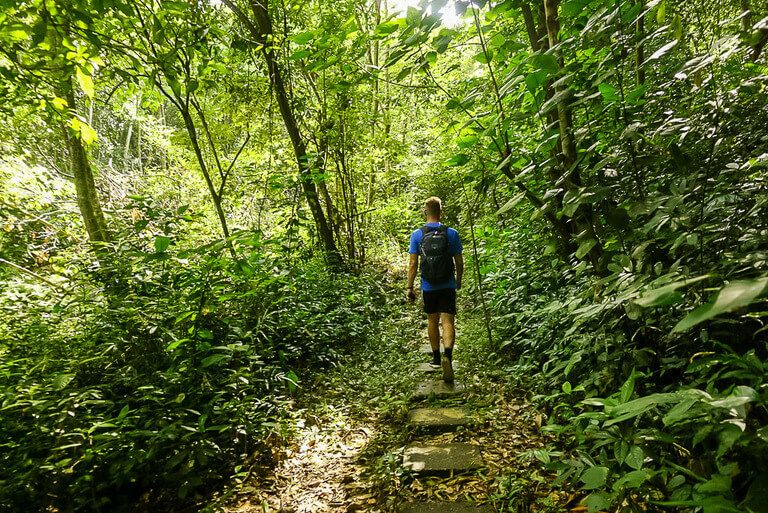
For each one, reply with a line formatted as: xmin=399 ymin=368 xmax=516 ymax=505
xmin=427 ymin=312 xmax=441 ymax=364
xmin=441 ymin=312 xmax=455 ymax=358
xmin=439 ymin=289 xmax=456 ymax=383
xmin=440 ymin=311 xmax=455 ymax=383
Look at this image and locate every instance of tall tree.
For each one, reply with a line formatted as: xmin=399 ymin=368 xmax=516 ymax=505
xmin=1 ymin=2 xmax=111 ymax=243
xmin=223 ymin=0 xmax=344 ymax=269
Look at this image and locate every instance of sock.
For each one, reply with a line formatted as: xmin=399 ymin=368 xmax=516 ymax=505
xmin=432 ymin=350 xmax=440 ymax=363
xmin=444 ymin=347 xmax=453 ymax=361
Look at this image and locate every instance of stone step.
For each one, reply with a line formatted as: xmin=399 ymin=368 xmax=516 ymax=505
xmin=402 ymin=443 xmax=483 ymax=475
xmin=399 ymin=503 xmax=494 ymax=513
xmin=419 ymin=343 xmax=442 ymax=353
xmin=416 ymin=362 xmax=460 ymax=373
xmin=412 ymin=380 xmax=465 ymax=399
xmin=408 ymin=407 xmax=470 ymax=432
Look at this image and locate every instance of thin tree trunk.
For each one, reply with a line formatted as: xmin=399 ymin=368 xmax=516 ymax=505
xmin=521 ymin=2 xmax=542 ymax=52
xmin=543 ymin=0 xmax=604 ymax=270
xmin=741 ymin=0 xmax=751 ymax=31
xmin=123 ymin=119 xmax=134 ymax=172
xmin=224 ymin=0 xmax=343 ymax=269
xmin=62 ymin=81 xmax=111 ymax=243
xmin=636 ymin=1 xmax=646 ymax=85
xmin=178 ymin=106 xmax=236 ymax=258
xmin=136 ymin=110 xmax=143 ymax=174
xmin=543 ymin=0 xmax=577 ymax=170
xmin=367 ymin=0 xmax=382 ymax=209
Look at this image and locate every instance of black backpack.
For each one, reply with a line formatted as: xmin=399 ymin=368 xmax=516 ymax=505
xmin=419 ymin=225 xmax=454 ymax=284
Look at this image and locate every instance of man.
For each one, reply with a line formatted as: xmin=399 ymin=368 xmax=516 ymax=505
xmin=407 ymin=196 xmax=464 ymax=383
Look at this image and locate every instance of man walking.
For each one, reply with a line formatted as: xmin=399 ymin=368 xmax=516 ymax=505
xmin=407 ymin=197 xmax=464 ymax=383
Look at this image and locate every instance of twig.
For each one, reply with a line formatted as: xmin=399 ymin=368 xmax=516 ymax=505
xmin=0 ymin=258 xmax=66 ymax=291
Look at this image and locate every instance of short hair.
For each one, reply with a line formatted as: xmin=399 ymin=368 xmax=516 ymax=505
xmin=424 ymin=196 xmax=442 ymax=217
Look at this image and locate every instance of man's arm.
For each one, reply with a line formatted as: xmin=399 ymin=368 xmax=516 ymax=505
xmin=407 ymin=254 xmax=418 ymax=300
xmin=454 ymin=254 xmax=464 ymax=289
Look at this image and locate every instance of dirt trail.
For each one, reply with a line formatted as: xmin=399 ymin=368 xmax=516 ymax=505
xmin=221 ymin=321 xmax=569 ymax=513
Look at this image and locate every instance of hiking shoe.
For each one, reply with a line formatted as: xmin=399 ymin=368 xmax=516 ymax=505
xmin=429 ymin=358 xmax=441 ymax=368
xmin=441 ymin=355 xmax=454 ymax=384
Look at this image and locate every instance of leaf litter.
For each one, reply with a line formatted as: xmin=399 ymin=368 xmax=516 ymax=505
xmin=220 ymin=318 xmax=574 ymax=513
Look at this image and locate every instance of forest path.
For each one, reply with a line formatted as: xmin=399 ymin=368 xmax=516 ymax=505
xmin=220 ymin=314 xmax=568 ymax=513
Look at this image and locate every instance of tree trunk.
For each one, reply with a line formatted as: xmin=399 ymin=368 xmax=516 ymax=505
xmin=123 ymin=119 xmax=134 ymax=173
xmin=543 ymin=0 xmax=577 ymax=170
xmin=636 ymin=1 xmax=646 ymax=85
xmin=178 ymin=106 xmax=236 ymax=258
xmin=741 ymin=0 xmax=752 ymax=31
xmin=542 ymin=0 xmax=605 ymax=270
xmin=62 ymin=81 xmax=111 ymax=243
xmin=224 ymin=0 xmax=343 ymax=269
xmin=521 ymin=2 xmax=542 ymax=52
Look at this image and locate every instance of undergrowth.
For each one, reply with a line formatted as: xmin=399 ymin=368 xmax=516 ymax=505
xmin=0 ymin=230 xmax=395 ymax=512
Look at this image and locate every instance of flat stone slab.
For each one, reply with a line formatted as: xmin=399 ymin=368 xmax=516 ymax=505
xmin=412 ymin=380 xmax=465 ymax=399
xmin=408 ymin=407 xmax=470 ymax=431
xmin=420 ymin=343 xmax=442 ymax=353
xmin=402 ymin=443 xmax=483 ymax=474
xmin=416 ymin=362 xmax=460 ymax=372
xmin=399 ymin=503 xmax=494 ymax=513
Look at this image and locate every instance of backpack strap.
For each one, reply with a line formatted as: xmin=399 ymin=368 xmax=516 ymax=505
xmin=421 ymin=224 xmax=446 ymax=234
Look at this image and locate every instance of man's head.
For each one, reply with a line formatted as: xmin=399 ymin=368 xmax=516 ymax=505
xmin=424 ymin=196 xmax=442 ymax=220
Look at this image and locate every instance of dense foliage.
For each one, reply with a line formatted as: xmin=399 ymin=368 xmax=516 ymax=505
xmin=2 ymin=0 xmax=768 ymax=511
xmin=0 ymin=166 xmax=391 ymax=510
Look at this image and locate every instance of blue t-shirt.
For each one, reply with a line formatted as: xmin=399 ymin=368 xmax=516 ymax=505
xmin=409 ymin=222 xmax=462 ymax=291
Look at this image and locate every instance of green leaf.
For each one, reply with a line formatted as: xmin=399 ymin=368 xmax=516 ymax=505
xmin=497 ymin=192 xmax=526 ymax=215
xmin=634 ymin=275 xmax=710 ymax=308
xmin=445 ymin=154 xmax=470 ymax=166
xmin=473 ymin=51 xmax=491 ymax=64
xmin=117 ymin=405 xmax=130 ymax=421
xmin=647 ymin=40 xmax=678 ymax=61
xmin=604 ymin=392 xmax=680 ymax=426
xmin=673 ymin=277 xmax=768 ymax=332
xmin=284 ymin=370 xmax=299 ymax=393
xmin=696 ymin=496 xmax=741 ymax=513
xmin=290 ymin=31 xmax=315 ymax=44
xmin=51 ymin=97 xmax=68 ymax=111
xmin=76 ymin=66 xmax=94 ymax=98
xmin=532 ymin=53 xmax=559 ymax=73
xmin=456 ymin=134 xmax=478 ymax=148
xmin=581 ymin=466 xmax=609 ymax=490
xmin=584 ymin=492 xmax=612 ymax=513
xmin=576 ymin=239 xmax=597 ymax=259
xmin=619 ymin=371 xmax=636 ymax=403
xmin=70 ymin=117 xmax=98 ymax=145
xmin=373 ymin=20 xmax=400 ymax=38
xmin=52 ymin=373 xmax=75 ymax=390
xmin=525 ymin=70 xmax=548 ymax=93
xmin=662 ymin=399 xmax=698 ymax=426
xmin=613 ymin=469 xmax=651 ymax=490
xmin=695 ymin=474 xmax=731 ymax=494
xmin=626 ymin=84 xmax=647 ymax=104
xmin=290 ymin=49 xmax=312 ymax=60
xmin=168 ymin=77 xmax=182 ymax=98
xmin=201 ymin=354 xmax=228 ymax=367
xmin=406 ymin=6 xmax=421 ymax=26
xmin=154 ymin=235 xmax=171 ymax=253
xmin=598 ymin=83 xmax=619 ymax=103
xmin=625 ymin=445 xmax=644 ymax=470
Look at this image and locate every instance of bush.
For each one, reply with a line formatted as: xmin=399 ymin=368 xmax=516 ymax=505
xmin=0 ymin=215 xmax=389 ymax=511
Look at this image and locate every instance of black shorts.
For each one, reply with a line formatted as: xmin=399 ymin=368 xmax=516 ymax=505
xmin=423 ymin=288 xmax=457 ymax=315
